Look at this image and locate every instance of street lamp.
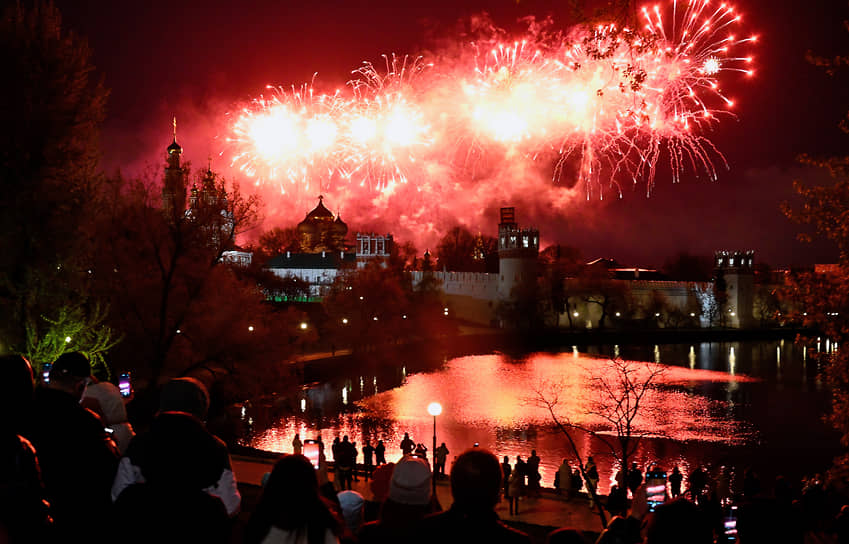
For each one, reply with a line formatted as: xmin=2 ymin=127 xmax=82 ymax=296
xmin=427 ymin=402 xmax=442 ymax=494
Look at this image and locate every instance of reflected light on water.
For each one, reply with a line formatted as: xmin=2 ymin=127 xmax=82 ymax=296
xmin=250 ymin=353 xmax=758 ymax=493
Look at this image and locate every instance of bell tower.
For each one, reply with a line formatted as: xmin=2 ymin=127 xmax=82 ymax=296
xmin=162 ymin=117 xmax=187 ymax=217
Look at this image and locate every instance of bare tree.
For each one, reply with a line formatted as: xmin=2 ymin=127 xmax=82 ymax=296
xmin=588 ymin=359 xmax=667 ymax=479
xmin=532 ymin=357 xmax=667 ymax=529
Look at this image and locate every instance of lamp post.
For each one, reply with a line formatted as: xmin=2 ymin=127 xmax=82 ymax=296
xmin=427 ymin=402 xmax=442 ymax=495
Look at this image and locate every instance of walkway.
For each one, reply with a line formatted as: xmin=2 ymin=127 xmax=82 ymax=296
xmin=232 ymin=454 xmax=604 ymax=539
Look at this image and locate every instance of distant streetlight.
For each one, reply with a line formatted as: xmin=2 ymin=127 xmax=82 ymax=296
xmin=342 ymin=318 xmax=348 ymax=324
xmin=573 ymin=311 xmax=579 ymax=317
xmin=427 ymin=402 xmax=442 ymax=494
xmin=373 ymin=316 xmax=378 ymax=321
xmin=248 ymin=325 xmax=254 ymax=332
xmin=64 ymin=336 xmax=71 ymax=343
xmin=300 ymin=322 xmax=308 ymax=330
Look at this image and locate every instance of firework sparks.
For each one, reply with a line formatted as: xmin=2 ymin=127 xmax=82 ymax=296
xmin=226 ymin=0 xmax=755 ymax=203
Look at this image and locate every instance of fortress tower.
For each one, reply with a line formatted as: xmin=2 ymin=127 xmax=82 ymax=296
xmin=497 ymin=207 xmax=539 ymax=301
xmin=714 ymin=250 xmax=755 ymax=328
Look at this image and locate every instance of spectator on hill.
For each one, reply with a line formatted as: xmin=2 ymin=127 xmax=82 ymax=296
xmin=359 ymin=456 xmax=437 ymax=543
xmin=362 ymin=441 xmax=375 ymax=480
xmin=527 ymin=450 xmax=542 ymax=497
xmin=555 ymin=459 xmax=571 ymax=497
xmin=502 ymin=456 xmax=513 ymax=504
xmin=627 ymin=462 xmax=643 ymax=497
xmin=644 ymin=496 xmax=713 ymax=544
xmin=362 ymin=462 xmax=394 ymax=523
xmin=584 ymin=457 xmax=600 ymax=507
xmin=596 ymin=483 xmax=648 ymax=544
xmin=375 ymin=440 xmax=387 ymax=465
xmin=83 ymin=377 xmax=135 ymax=454
xmin=245 ymin=454 xmax=345 ymax=544
xmin=111 ymin=377 xmax=240 ymax=516
xmin=570 ymin=468 xmax=583 ymax=499
xmin=337 ymin=435 xmax=356 ymax=490
xmin=435 ymin=443 xmax=450 ymax=477
xmin=400 ymin=433 xmax=415 ymax=456
xmin=688 ymin=465 xmax=707 ymax=503
xmin=414 ymin=443 xmax=428 ymax=460
xmin=668 ymin=465 xmax=683 ymax=498
xmin=508 ymin=465 xmax=524 ymax=515
xmin=337 ymin=490 xmax=365 ymax=534
xmin=26 ymin=352 xmax=119 ymax=541
xmin=417 ymin=448 xmax=531 ymax=543
xmin=0 ymin=354 xmax=52 ymax=542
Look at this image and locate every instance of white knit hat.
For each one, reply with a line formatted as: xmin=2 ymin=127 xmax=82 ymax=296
xmin=389 ymin=455 xmax=432 ymax=505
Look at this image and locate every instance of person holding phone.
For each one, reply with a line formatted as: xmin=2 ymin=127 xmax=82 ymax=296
xmin=83 ymin=377 xmax=135 ymax=454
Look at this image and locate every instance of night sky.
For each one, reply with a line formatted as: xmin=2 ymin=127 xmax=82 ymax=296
xmin=55 ymin=0 xmax=849 ymax=267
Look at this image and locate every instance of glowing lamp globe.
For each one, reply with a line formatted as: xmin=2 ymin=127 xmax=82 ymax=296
xmin=427 ymin=402 xmax=442 ymax=417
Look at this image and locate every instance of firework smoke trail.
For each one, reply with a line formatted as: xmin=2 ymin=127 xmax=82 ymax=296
xmin=226 ymin=0 xmax=755 ymax=242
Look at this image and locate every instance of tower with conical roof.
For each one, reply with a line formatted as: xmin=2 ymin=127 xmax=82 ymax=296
xmin=162 ymin=118 xmax=187 ymax=217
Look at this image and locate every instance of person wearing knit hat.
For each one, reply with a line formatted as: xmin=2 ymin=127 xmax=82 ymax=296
xmin=158 ymin=377 xmax=210 ymax=420
xmin=359 ymin=456 xmax=439 ymax=543
xmin=337 ymin=489 xmax=366 ymax=533
xmin=389 ymin=455 xmax=432 ymax=506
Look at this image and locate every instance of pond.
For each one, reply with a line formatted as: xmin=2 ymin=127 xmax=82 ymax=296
xmin=241 ymin=338 xmax=840 ymax=494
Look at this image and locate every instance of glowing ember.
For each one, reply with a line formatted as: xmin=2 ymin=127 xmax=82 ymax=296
xmin=702 ymin=56 xmax=722 ymax=75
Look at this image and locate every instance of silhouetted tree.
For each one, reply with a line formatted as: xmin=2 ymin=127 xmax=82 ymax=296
xmin=436 ymin=226 xmax=478 ymax=271
xmin=575 ymin=267 xmax=632 ymax=329
xmin=0 ymin=2 xmax=109 ymax=355
xmin=91 ymin=170 xmax=294 ymax=395
xmin=256 ymin=226 xmax=301 ymax=260
xmin=532 ymin=358 xmax=666 ymax=529
xmin=324 ymin=262 xmax=410 ymax=351
xmin=782 ymin=15 xmax=849 ymax=481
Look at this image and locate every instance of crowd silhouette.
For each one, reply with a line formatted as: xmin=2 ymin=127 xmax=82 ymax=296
xmin=4 ymin=351 xmax=849 ymax=543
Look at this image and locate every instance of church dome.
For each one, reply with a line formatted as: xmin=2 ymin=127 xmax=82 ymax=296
xmin=331 ymin=214 xmax=347 ymax=236
xmin=304 ymin=196 xmax=334 ymax=222
xmin=167 ymin=138 xmax=182 ymax=154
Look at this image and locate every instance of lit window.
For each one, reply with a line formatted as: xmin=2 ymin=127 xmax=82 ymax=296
xmin=523 ymin=236 xmax=529 ymax=248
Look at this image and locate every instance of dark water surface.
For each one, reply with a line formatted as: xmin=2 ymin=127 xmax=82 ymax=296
xmin=242 ymin=338 xmax=840 ymax=494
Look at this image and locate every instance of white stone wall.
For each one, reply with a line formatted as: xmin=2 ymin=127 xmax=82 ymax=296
xmin=410 ymin=271 xmax=499 ymax=301
xmin=270 ymin=268 xmax=339 ymax=297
